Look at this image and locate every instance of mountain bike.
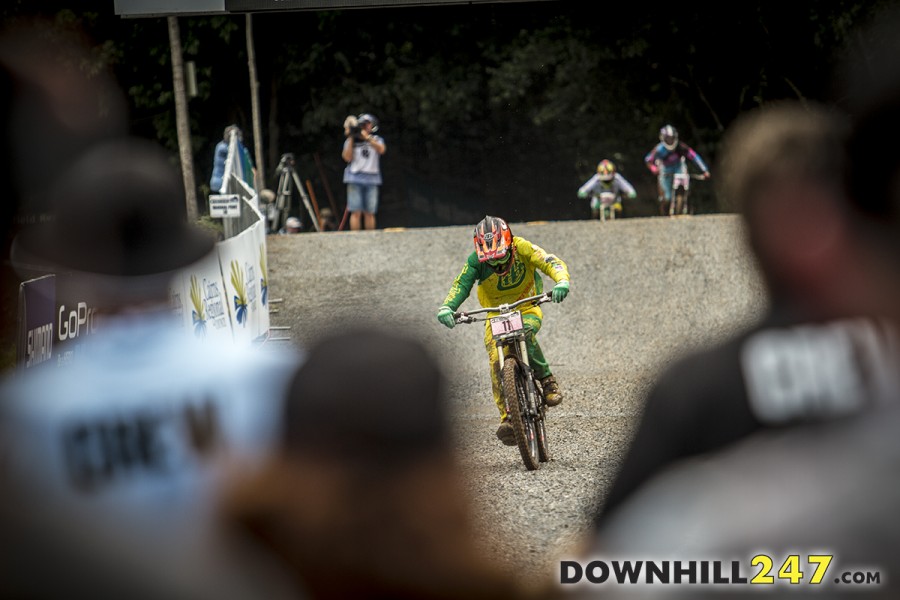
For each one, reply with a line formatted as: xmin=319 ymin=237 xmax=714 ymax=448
xmin=455 ymin=292 xmax=553 ymax=470
xmin=671 ymin=172 xmax=708 ymax=216
xmin=592 ymin=191 xmax=621 ymax=222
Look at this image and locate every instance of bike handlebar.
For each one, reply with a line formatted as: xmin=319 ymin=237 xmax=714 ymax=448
xmin=454 ymin=292 xmax=552 ymax=324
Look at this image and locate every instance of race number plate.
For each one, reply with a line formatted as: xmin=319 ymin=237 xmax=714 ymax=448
xmin=673 ymin=173 xmax=691 ymax=190
xmin=599 ymin=192 xmax=616 ymax=206
xmin=490 ymin=311 xmax=524 ymax=337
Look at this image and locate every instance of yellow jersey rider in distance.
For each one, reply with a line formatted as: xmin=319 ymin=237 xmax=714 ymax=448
xmin=437 ymin=216 xmax=570 ymax=446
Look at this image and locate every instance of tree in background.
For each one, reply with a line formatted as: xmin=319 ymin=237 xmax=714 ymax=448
xmin=2 ymin=1 xmax=893 ymax=225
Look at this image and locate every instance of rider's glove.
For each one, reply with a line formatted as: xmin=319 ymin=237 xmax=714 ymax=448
xmin=437 ymin=306 xmax=456 ymax=329
xmin=577 ymin=190 xmax=588 ymax=199
xmin=648 ymin=164 xmax=659 ymax=175
xmin=702 ymin=171 xmax=711 ymax=180
xmin=551 ymin=281 xmax=570 ymax=303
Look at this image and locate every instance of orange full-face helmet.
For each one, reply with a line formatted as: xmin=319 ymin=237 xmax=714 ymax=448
xmin=473 ymin=215 xmax=514 ymax=275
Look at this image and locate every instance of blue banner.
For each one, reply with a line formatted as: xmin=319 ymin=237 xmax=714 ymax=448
xmin=17 ymin=275 xmax=56 ymax=371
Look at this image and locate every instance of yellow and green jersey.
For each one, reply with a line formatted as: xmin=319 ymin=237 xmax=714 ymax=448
xmin=441 ymin=236 xmax=569 ymax=311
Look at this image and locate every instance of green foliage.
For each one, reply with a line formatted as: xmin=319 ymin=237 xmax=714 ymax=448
xmin=195 ymin=214 xmax=225 ymax=241
xmin=5 ymin=1 xmax=892 ymax=223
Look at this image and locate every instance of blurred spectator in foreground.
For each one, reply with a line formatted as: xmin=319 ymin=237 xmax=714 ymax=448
xmin=564 ymin=17 xmax=900 ymax=598
xmin=592 ymin=100 xmax=899 ymax=533
xmin=0 ymin=18 xmax=128 ymax=362
xmin=0 ymin=18 xmax=128 ymax=223
xmin=0 ymin=138 xmax=301 ymax=599
xmin=223 ymin=327 xmax=543 ymax=600
xmin=567 ymin=408 xmax=900 ymax=599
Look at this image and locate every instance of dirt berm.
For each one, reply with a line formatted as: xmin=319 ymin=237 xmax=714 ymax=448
xmin=265 ymin=214 xmax=766 ymax=586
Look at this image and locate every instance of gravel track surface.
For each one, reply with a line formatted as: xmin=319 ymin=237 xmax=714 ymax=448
xmin=264 ymin=214 xmax=766 ymax=587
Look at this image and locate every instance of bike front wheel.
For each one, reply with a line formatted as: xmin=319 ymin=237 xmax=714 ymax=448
xmin=536 ymin=402 xmax=549 ymax=463
xmin=502 ymin=356 xmax=540 ymax=470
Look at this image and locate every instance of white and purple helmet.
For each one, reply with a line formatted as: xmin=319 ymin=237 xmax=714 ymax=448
xmin=659 ymin=124 xmax=678 ymax=150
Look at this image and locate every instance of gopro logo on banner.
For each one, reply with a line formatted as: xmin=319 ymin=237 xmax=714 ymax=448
xmin=58 ymin=302 xmax=97 ymax=341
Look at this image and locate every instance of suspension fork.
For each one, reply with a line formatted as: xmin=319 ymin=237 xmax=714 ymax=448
xmin=516 ymin=336 xmax=539 ymax=415
xmin=499 ymin=337 xmax=536 ymax=414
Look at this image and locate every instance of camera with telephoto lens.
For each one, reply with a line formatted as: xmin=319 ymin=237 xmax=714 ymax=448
xmin=344 ymin=115 xmax=364 ymax=141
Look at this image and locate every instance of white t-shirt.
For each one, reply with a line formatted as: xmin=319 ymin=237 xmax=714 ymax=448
xmin=0 ymin=312 xmax=303 ymax=600
xmin=343 ymin=136 xmax=384 ymax=185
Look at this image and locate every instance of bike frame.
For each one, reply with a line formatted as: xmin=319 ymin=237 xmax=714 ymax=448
xmin=592 ymin=191 xmax=618 ymax=222
xmin=670 ymin=172 xmax=707 ymax=216
xmin=455 ymin=292 xmax=549 ymax=370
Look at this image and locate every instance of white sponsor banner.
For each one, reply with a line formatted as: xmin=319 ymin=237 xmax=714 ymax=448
xmin=248 ymin=209 xmax=271 ymax=338
xmin=170 ymin=251 xmax=233 ymax=344
xmin=22 ymin=200 xmax=272 ymax=363
xmin=216 ymin=222 xmax=267 ymax=345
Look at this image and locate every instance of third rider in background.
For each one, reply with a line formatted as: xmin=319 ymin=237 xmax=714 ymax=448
xmin=645 ymin=124 xmax=710 ymax=216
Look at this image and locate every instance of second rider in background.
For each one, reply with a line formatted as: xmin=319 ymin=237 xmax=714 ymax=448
xmin=645 ymin=124 xmax=710 ymax=216
xmin=436 ymin=216 xmax=571 ymax=446
xmin=577 ymin=159 xmax=637 ymax=220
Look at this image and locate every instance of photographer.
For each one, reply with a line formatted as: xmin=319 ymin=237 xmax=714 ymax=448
xmin=341 ymin=113 xmax=386 ymax=231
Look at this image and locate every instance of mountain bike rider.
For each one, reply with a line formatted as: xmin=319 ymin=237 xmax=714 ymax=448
xmin=436 ymin=216 xmax=571 ymax=446
xmin=577 ymin=159 xmax=637 ymax=219
xmin=645 ymin=124 xmax=711 ymax=216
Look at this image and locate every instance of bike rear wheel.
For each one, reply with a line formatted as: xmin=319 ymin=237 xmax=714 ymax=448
xmin=674 ymin=188 xmax=688 ymax=215
xmin=502 ymin=356 xmax=540 ymax=471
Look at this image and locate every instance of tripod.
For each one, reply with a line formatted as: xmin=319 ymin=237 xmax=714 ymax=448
xmin=267 ymin=154 xmax=320 ymax=233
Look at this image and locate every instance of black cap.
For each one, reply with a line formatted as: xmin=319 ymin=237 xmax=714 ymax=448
xmin=11 ymin=137 xmax=215 ymax=281
xmin=284 ymin=328 xmax=450 ymax=463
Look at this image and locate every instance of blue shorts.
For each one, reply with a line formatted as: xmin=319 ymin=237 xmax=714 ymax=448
xmin=346 ymin=183 xmax=379 ymax=214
